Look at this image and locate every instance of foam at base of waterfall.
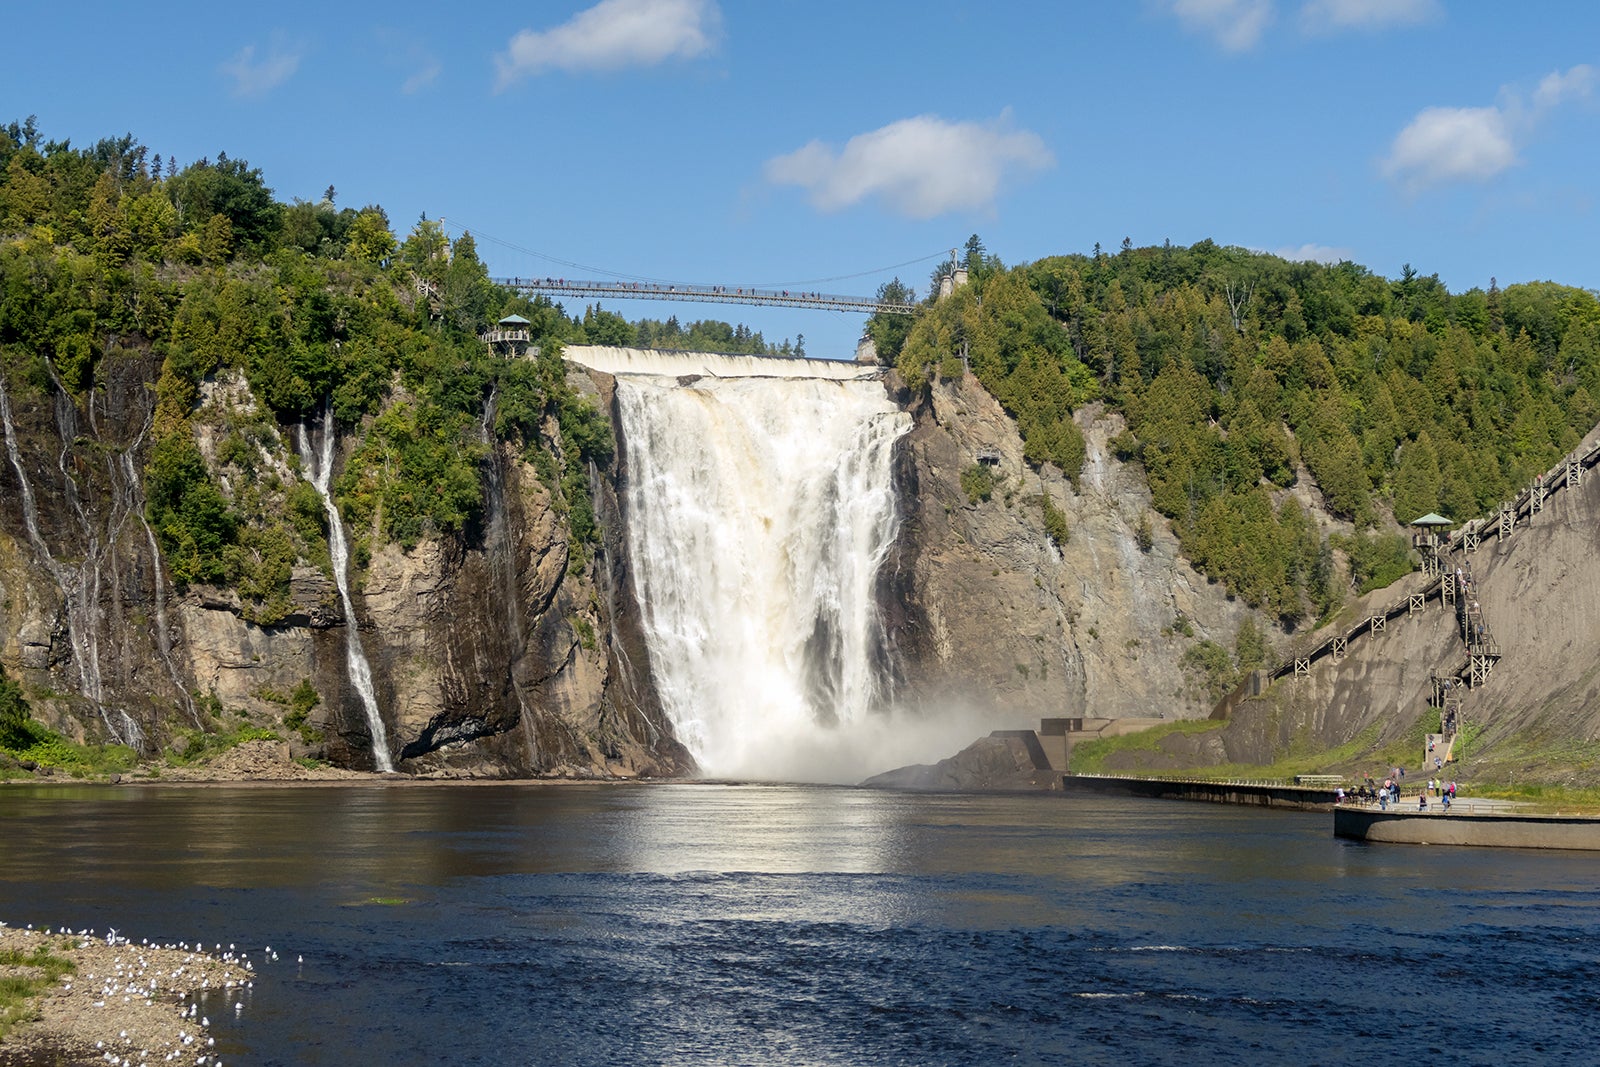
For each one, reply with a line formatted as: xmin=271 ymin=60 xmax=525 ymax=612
xmin=616 ymin=369 xmax=910 ymax=780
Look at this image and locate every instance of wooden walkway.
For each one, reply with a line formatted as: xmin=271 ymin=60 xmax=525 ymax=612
xmin=1234 ymin=434 xmax=1600 ymax=704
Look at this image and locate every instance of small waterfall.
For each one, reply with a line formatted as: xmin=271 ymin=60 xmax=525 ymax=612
xmin=297 ymin=410 xmax=394 ymax=772
xmin=0 ymin=370 xmax=134 ymax=747
xmin=0 ymin=373 xmax=48 ymax=556
xmin=606 ymin=353 xmax=910 ymax=779
xmin=479 ymin=386 xmax=542 ymax=766
xmin=120 ymin=441 xmax=200 ymax=727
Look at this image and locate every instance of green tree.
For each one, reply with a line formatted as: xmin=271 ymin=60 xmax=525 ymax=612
xmin=0 ymin=662 xmax=32 ymax=748
xmin=346 ymin=207 xmax=396 ymax=264
xmin=166 ymin=153 xmax=279 ymax=248
xmin=146 ymin=432 xmax=238 ymax=585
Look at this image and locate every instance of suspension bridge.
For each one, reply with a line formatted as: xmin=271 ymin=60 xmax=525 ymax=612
xmin=492 ymin=277 xmax=919 ymax=316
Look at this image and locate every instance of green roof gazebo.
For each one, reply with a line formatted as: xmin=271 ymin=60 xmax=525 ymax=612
xmin=1409 ymin=512 xmax=1454 ymax=573
xmin=482 ymin=314 xmax=532 ymax=355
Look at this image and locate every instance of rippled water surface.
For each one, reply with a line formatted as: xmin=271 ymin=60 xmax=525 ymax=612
xmin=3 ymin=783 xmax=1598 ymax=1065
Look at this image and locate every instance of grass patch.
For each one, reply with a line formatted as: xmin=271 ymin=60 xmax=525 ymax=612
xmin=0 ymin=941 xmax=76 ymax=1041
xmin=167 ymin=725 xmax=280 ymax=766
xmin=1156 ymin=721 xmax=1390 ymax=783
xmin=1068 ymin=719 xmax=1226 ymax=774
xmin=1 ymin=723 xmax=137 ymax=777
xmin=1463 ymin=783 xmax=1600 ymax=812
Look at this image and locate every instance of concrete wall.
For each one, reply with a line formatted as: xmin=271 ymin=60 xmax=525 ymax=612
xmin=1334 ymin=807 xmax=1600 ymax=849
xmin=1062 ymin=773 xmax=1335 ymax=810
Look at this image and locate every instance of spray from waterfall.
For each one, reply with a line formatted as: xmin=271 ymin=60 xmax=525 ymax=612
xmin=297 ymin=408 xmax=394 ymax=773
xmin=605 ymin=350 xmax=911 ymax=780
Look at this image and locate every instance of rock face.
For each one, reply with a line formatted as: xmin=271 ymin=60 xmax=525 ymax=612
xmin=882 ymin=372 xmax=1257 ymax=729
xmin=1100 ymin=432 xmax=1600 ymax=783
xmin=0 ymin=350 xmax=1279 ymax=780
xmin=863 ymin=733 xmax=1057 ymax=792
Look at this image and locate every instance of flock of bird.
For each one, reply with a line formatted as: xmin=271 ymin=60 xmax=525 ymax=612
xmin=2 ymin=920 xmax=304 ymax=1065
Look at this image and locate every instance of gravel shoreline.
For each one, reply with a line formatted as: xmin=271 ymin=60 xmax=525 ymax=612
xmin=3 ymin=739 xmax=663 ymax=787
xmin=0 ymin=924 xmax=253 ymax=1065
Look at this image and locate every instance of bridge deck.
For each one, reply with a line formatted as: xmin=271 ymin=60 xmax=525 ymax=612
xmin=494 ymin=277 xmax=918 ymax=316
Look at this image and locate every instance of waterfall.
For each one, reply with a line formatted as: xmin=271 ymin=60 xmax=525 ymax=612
xmin=297 ymin=411 xmax=394 ymax=773
xmin=120 ymin=444 xmax=200 ymax=727
xmin=565 ymin=345 xmax=880 ymax=382
xmin=604 ymin=352 xmax=910 ymax=780
xmin=0 ymin=371 xmax=137 ymax=747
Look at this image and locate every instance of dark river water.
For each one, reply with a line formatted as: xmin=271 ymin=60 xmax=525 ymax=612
xmin=2 ymin=783 xmax=1597 ymax=1066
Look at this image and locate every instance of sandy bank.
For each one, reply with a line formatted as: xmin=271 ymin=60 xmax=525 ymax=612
xmin=0 ymin=924 xmax=245 ymax=1065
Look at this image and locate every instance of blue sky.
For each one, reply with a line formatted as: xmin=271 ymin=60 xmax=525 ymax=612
xmin=6 ymin=1 xmax=1598 ymax=358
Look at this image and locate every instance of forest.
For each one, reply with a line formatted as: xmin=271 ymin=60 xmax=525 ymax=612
xmin=0 ymin=120 xmax=633 ymax=626
xmin=876 ymin=234 xmax=1600 ymax=626
xmin=6 ymin=117 xmax=1600 ymax=636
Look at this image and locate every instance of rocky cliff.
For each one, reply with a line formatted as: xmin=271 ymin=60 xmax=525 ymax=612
xmin=0 ymin=352 xmax=690 ymax=778
xmin=0 ymin=346 xmax=1337 ymax=781
xmin=882 ymin=371 xmax=1258 ymax=728
xmin=1096 ymin=431 xmax=1600 ymax=784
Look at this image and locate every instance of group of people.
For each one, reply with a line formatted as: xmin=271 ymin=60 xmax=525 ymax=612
xmin=1335 ymin=772 xmax=1460 ymax=813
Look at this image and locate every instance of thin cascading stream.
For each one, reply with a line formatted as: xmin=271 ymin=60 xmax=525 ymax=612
xmin=614 ymin=367 xmax=909 ymax=779
xmin=120 ymin=441 xmax=200 ymax=727
xmin=0 ymin=371 xmax=135 ymax=747
xmin=297 ymin=412 xmax=394 ymax=773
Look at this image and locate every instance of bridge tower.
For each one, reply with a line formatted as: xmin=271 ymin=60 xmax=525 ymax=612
xmin=936 ymin=248 xmax=969 ymax=300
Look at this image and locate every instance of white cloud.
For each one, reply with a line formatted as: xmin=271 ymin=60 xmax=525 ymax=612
xmin=1383 ymin=106 xmax=1516 ymax=189
xmin=1383 ymin=65 xmax=1595 ymax=191
xmin=1300 ymin=0 xmax=1439 ymax=32
xmin=1164 ymin=0 xmax=1275 ymax=52
xmin=1533 ymin=64 xmax=1595 ymax=108
xmin=763 ymin=113 xmax=1053 ymax=219
xmin=495 ymin=0 xmax=720 ymax=88
xmin=376 ymin=29 xmax=441 ymax=95
xmin=219 ymin=38 xmax=303 ymax=98
xmin=402 ymin=56 xmax=441 ymax=94
xmin=1274 ymin=243 xmax=1353 ymax=264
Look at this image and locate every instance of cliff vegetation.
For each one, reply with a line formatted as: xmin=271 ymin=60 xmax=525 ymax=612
xmin=878 ymin=235 xmax=1600 ymax=628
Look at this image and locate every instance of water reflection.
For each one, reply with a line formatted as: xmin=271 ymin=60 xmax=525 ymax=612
xmin=4 ymin=784 xmax=1600 ymax=1066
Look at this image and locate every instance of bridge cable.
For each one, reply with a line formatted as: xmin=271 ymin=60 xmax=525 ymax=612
xmin=433 ymin=216 xmax=946 ymax=293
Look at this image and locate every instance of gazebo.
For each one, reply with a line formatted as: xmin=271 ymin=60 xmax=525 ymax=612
xmin=1410 ymin=512 xmax=1454 ymax=574
xmin=481 ymin=314 xmax=532 ymax=354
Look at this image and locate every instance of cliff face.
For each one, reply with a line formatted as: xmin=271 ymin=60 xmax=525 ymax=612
xmin=882 ymin=372 xmax=1257 ymax=727
xmin=3 ymin=348 xmax=1434 ymax=781
xmin=0 ymin=356 xmax=690 ymax=777
xmin=1099 ymin=431 xmax=1600 ymax=782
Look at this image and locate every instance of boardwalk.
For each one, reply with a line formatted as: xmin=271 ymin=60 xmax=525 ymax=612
xmin=494 ymin=277 xmax=918 ymax=316
xmin=1264 ymin=432 xmax=1600 ymax=690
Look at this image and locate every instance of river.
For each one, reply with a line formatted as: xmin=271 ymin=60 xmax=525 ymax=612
xmin=2 ymin=783 xmax=1596 ymax=1065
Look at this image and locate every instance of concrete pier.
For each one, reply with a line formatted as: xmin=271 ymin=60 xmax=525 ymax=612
xmin=1334 ymin=805 xmax=1600 ymax=849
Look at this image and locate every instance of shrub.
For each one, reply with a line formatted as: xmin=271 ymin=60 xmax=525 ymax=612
xmin=1042 ymin=493 xmax=1070 ymax=546
xmin=960 ymin=464 xmax=994 ymax=504
xmin=0 ymin=665 xmax=30 ymax=749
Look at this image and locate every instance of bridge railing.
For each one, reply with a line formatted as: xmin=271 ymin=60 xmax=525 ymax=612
xmin=494 ymin=277 xmax=919 ymax=316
